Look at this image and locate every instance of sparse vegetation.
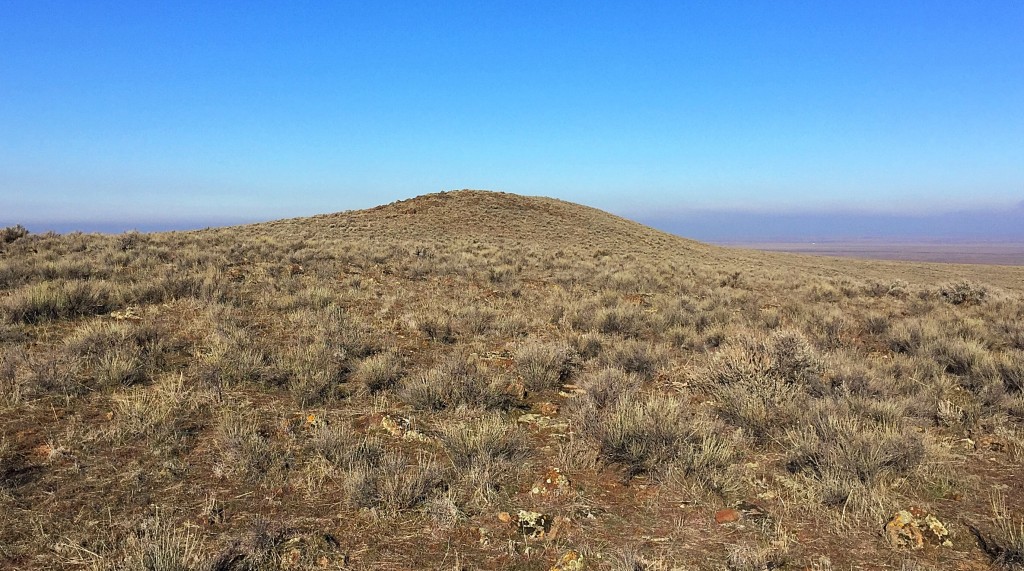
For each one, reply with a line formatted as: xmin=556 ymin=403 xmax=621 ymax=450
xmin=1 ymin=191 xmax=1023 ymax=569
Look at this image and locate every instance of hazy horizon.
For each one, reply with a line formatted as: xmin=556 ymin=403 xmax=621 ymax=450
xmin=11 ymin=197 xmax=1024 ymax=246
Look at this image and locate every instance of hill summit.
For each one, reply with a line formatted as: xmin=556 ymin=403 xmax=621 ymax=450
xmin=256 ymin=189 xmax=704 ymax=256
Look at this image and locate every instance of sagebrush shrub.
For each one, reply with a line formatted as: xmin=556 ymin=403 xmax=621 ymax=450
xmin=353 ymin=350 xmax=404 ymax=393
xmin=939 ymin=280 xmax=988 ymax=305
xmin=440 ymin=414 xmax=529 ymax=469
xmin=515 ymin=340 xmax=578 ymax=391
xmin=3 ymin=280 xmax=116 ymax=324
xmin=0 ymin=224 xmax=28 ymax=244
xmin=699 ymin=331 xmax=823 ymax=444
xmin=587 ymin=392 xmax=691 ymax=478
xmin=401 ymin=353 xmax=516 ymax=411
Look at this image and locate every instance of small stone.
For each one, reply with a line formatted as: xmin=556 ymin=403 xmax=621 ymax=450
xmin=531 ymin=468 xmax=572 ymax=496
xmin=885 ymin=509 xmax=953 ymax=549
xmin=517 ymin=510 xmax=552 ymax=538
xmin=380 ymin=414 xmax=410 ymax=437
xmin=921 ymin=514 xmax=953 ymax=547
xmin=977 ymin=435 xmax=1006 ymax=452
xmin=714 ymin=509 xmax=741 ymax=524
xmin=537 ymin=402 xmax=560 ymax=416
xmin=885 ymin=510 xmax=924 ymax=549
xmin=497 ymin=511 xmax=513 ymax=524
xmin=550 ymin=549 xmax=585 ymax=571
xmin=402 ymin=429 xmax=433 ymax=443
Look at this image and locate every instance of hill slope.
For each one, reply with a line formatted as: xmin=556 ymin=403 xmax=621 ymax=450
xmin=254 ymin=189 xmax=705 ymax=254
xmin=246 ymin=189 xmax=1024 ymax=292
xmin=1 ymin=191 xmax=1023 ymax=570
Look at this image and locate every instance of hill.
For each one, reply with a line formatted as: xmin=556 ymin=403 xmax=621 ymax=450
xmin=1 ymin=190 xmax=1023 ymax=570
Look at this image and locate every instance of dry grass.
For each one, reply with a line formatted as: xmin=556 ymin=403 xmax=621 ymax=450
xmin=1 ymin=190 xmax=1024 ymax=569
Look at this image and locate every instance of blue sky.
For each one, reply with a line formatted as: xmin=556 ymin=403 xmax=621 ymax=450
xmin=2 ymin=2 xmax=1023 ymax=239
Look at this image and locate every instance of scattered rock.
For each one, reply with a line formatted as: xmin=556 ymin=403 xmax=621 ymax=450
xmin=380 ymin=414 xmax=410 ymax=437
xmin=886 ymin=511 xmax=924 ymax=549
xmin=518 ymin=413 xmax=543 ymax=425
xmin=517 ymin=413 xmax=569 ymax=431
xmin=531 ymin=467 xmax=572 ymax=496
xmin=402 ymin=429 xmax=433 ymax=442
xmin=885 ymin=508 xmax=952 ymax=549
xmin=550 ymin=549 xmax=585 ymax=571
xmin=376 ymin=414 xmax=432 ymax=442
xmin=110 ymin=307 xmax=143 ymax=321
xmin=497 ymin=511 xmax=513 ymax=524
xmin=976 ymin=434 xmax=1007 ymax=452
xmin=735 ymin=500 xmax=770 ymax=522
xmin=304 ymin=414 xmax=328 ymax=430
xmin=921 ymin=514 xmax=953 ymax=547
xmin=715 ymin=509 xmax=741 ymax=524
xmin=517 ymin=510 xmax=552 ymax=538
xmin=537 ymin=401 xmax=560 ymax=416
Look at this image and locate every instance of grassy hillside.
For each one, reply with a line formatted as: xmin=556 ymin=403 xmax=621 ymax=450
xmin=1 ymin=190 xmax=1023 ymax=570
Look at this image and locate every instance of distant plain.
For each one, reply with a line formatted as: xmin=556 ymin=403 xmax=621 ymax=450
xmin=722 ymin=241 xmax=1024 ymax=266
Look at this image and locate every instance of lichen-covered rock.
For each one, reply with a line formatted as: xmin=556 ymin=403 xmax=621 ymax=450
xmin=886 ymin=510 xmax=924 ymax=549
xmin=531 ymin=467 xmax=571 ymax=496
xmin=517 ymin=510 xmax=552 ymax=538
xmin=921 ymin=514 xmax=953 ymax=547
xmin=380 ymin=414 xmax=410 ymax=437
xmin=885 ymin=509 xmax=952 ymax=549
xmin=550 ymin=549 xmax=585 ymax=571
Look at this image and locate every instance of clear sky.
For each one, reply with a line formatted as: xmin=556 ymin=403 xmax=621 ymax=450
xmin=2 ymin=2 xmax=1023 ymax=238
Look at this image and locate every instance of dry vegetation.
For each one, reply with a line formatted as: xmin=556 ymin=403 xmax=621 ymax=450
xmin=2 ymin=190 xmax=1024 ymax=570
